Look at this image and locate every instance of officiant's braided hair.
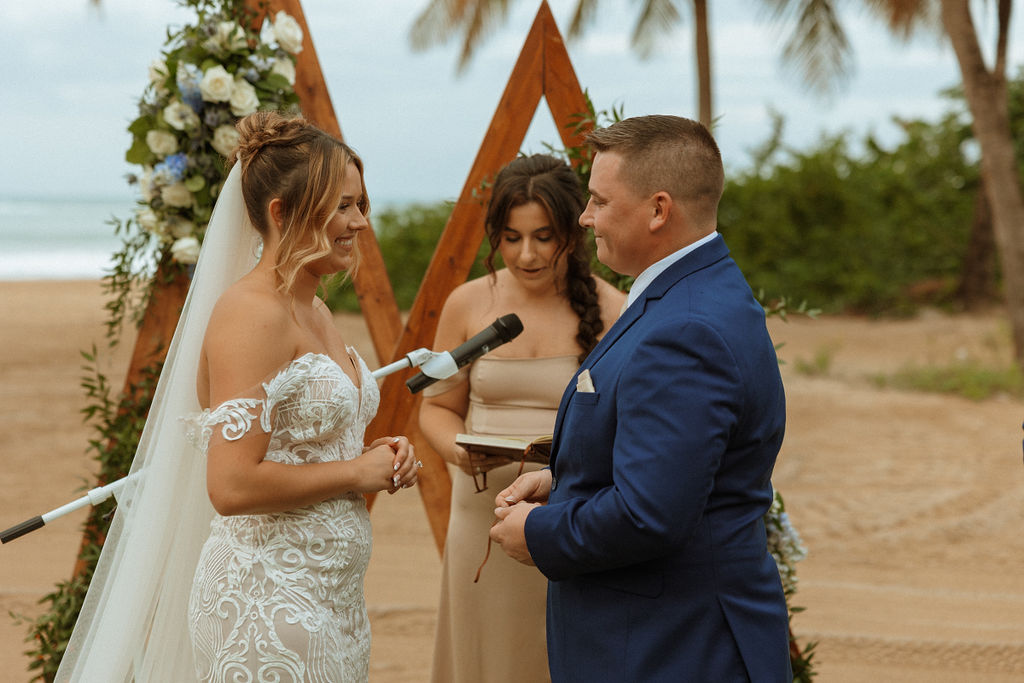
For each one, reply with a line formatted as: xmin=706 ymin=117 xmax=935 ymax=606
xmin=230 ymin=111 xmax=369 ymax=292
xmin=484 ymin=154 xmax=603 ymax=363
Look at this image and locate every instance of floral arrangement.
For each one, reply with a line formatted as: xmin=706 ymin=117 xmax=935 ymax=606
xmin=766 ymin=490 xmax=808 ymax=597
xmin=766 ymin=490 xmax=817 ymax=681
xmin=124 ymin=0 xmax=301 ymax=269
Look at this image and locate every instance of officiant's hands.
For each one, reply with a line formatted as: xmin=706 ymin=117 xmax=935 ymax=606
xmin=452 ymin=444 xmax=514 ymax=477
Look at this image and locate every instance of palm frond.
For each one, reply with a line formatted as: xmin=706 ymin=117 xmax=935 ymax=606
xmin=631 ymin=0 xmax=683 ymax=59
xmin=409 ymin=0 xmax=471 ymax=51
xmin=568 ymin=0 xmax=602 ymax=39
xmin=409 ymin=0 xmax=513 ymax=74
xmin=861 ymin=0 xmax=939 ymax=40
xmin=763 ymin=0 xmax=851 ymax=95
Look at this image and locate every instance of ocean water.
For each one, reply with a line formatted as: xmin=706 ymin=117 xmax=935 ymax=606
xmin=0 ymin=195 xmax=423 ymax=281
xmin=0 ymin=196 xmax=133 ymax=280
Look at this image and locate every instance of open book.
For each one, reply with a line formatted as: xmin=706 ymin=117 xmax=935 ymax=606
xmin=455 ymin=433 xmax=553 ymax=464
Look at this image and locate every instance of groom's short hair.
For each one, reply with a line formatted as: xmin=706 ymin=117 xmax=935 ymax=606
xmin=585 ymin=115 xmax=724 ymax=218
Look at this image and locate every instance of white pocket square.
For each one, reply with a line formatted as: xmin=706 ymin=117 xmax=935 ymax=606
xmin=576 ymin=368 xmax=595 ymax=393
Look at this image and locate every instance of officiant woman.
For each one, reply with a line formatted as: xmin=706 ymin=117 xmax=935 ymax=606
xmin=418 ymin=154 xmax=624 ymax=682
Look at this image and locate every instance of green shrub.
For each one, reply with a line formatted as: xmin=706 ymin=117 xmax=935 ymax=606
xmin=721 ymin=109 xmax=976 ymax=316
xmin=871 ymin=362 xmax=1023 ymax=400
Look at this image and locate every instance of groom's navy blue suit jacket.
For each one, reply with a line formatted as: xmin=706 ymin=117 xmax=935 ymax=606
xmin=525 ymin=235 xmax=791 ymax=682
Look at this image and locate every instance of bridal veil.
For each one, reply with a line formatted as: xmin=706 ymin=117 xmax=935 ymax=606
xmin=56 ymin=164 xmax=261 ymax=681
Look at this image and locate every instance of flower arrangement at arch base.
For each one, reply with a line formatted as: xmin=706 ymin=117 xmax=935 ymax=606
xmin=20 ymin=1 xmax=299 ymax=679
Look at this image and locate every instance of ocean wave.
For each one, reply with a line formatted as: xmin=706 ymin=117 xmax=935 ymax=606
xmin=0 ymin=249 xmax=118 ymax=281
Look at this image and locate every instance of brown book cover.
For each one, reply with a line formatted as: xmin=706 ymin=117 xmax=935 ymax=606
xmin=455 ymin=433 xmax=553 ymax=464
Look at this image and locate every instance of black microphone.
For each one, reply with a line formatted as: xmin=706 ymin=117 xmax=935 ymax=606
xmin=406 ymin=313 xmax=524 ymax=393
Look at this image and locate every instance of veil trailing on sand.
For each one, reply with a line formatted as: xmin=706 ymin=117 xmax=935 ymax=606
xmin=56 ymin=165 xmax=261 ymax=681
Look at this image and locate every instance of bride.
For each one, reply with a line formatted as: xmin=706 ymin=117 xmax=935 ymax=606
xmin=56 ymin=111 xmax=420 ymax=682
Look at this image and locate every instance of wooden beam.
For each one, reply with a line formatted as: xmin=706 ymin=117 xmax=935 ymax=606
xmin=370 ymin=0 xmax=594 ymax=553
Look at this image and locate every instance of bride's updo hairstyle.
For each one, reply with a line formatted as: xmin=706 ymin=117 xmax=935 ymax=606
xmin=483 ymin=154 xmax=604 ymax=363
xmin=229 ymin=110 xmax=369 ymax=291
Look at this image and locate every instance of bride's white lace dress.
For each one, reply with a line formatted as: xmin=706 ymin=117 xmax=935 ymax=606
xmin=184 ymin=351 xmax=379 ymax=683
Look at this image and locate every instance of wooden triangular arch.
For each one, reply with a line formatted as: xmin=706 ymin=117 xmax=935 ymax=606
xmin=77 ymin=0 xmax=592 ymax=572
xmin=365 ymin=0 xmax=592 ymax=552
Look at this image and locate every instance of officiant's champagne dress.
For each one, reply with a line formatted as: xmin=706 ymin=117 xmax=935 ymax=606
xmin=428 ymin=354 xmax=577 ymax=683
xmin=185 ymin=351 xmax=379 ymax=683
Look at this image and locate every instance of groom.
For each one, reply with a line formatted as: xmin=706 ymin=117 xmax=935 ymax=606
xmin=491 ymin=115 xmax=791 ymax=681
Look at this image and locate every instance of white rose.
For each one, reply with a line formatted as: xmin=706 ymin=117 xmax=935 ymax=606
xmin=163 ymin=101 xmax=199 ymax=131
xmin=148 ymin=58 xmax=169 ymax=94
xmin=136 ymin=208 xmax=163 ymax=236
xmin=217 ymin=21 xmax=248 ymax=50
xmin=229 ymin=78 xmax=260 ymax=117
xmin=272 ymin=11 xmax=303 ymax=54
xmin=270 ymin=58 xmax=296 ymax=86
xmin=170 ymin=236 xmax=201 ymax=264
xmin=199 ymin=65 xmax=234 ymax=103
xmin=166 ymin=215 xmax=196 ymax=239
xmin=148 ymin=58 xmax=168 ymax=85
xmin=211 ymin=124 xmax=240 ymax=157
xmin=161 ymin=182 xmax=194 ymax=208
xmin=139 ymin=167 xmax=156 ymax=202
xmin=145 ymin=129 xmax=178 ymax=157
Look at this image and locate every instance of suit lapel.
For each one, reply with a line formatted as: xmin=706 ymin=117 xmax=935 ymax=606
xmin=549 ymin=235 xmax=730 ymax=462
xmin=583 ymin=235 xmax=730 ymax=369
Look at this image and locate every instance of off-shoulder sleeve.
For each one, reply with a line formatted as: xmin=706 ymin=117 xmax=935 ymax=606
xmin=182 ymin=397 xmax=271 ymax=453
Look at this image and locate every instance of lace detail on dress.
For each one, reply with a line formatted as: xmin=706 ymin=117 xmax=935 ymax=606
xmin=186 ymin=351 xmax=380 ymax=683
xmin=182 ymin=398 xmax=267 ymax=452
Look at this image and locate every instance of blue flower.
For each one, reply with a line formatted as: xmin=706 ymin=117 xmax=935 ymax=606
xmin=176 ymin=63 xmax=204 ymax=113
xmin=155 ymin=153 xmax=189 ymax=183
xmin=203 ymin=106 xmax=231 ymax=129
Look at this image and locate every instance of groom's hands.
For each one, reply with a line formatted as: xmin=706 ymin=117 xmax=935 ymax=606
xmin=490 ymin=469 xmax=551 ymax=565
xmin=495 ymin=469 xmax=552 ymax=506
xmin=490 ymin=503 xmax=539 ymax=565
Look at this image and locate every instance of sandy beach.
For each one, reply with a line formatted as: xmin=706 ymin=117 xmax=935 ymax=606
xmin=1 ymin=279 xmax=1022 ymax=682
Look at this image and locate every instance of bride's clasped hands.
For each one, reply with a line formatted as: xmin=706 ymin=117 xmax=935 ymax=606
xmin=364 ymin=435 xmax=420 ymax=493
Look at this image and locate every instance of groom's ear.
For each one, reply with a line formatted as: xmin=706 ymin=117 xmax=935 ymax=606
xmin=648 ymin=191 xmax=672 ymax=234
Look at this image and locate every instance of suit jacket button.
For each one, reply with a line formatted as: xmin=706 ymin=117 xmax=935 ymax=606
xmin=551 ymin=475 xmax=557 ymax=491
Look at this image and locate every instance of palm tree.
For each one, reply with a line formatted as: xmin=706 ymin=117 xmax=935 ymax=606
xmin=853 ymin=0 xmax=1024 ymax=359
xmin=408 ymin=0 xmax=848 ymax=130
xmin=942 ymin=1 xmax=1024 ymax=361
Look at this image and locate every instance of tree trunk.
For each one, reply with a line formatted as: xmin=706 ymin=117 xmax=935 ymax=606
xmin=956 ymin=173 xmax=998 ymax=309
xmin=942 ymin=0 xmax=1024 ymax=362
xmin=693 ymin=0 xmax=712 ymax=128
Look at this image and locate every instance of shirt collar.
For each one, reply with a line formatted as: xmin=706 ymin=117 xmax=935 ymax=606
xmin=625 ymin=231 xmax=719 ymax=309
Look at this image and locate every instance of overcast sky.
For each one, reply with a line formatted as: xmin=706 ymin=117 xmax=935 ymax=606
xmin=2 ymin=1 xmax=1022 ymax=205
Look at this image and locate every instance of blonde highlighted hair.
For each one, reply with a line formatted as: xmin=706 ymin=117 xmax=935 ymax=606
xmin=229 ymin=110 xmax=368 ymax=292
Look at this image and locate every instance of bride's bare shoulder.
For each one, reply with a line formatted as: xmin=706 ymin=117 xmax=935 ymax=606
xmin=203 ymin=278 xmax=295 ymax=375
